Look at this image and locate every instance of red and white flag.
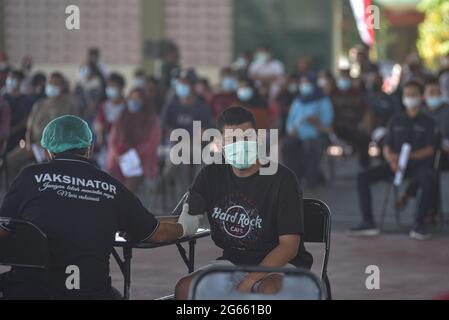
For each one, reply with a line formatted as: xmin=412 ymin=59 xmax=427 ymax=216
xmin=350 ymin=0 xmax=376 ymax=47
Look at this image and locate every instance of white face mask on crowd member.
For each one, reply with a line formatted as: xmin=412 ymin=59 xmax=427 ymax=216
xmin=5 ymin=77 xmax=19 ymax=94
xmin=106 ymin=86 xmax=120 ymax=101
xmin=426 ymin=95 xmax=444 ymax=110
xmin=45 ymin=84 xmax=61 ymax=98
xmin=403 ymin=96 xmax=422 ymax=110
xmin=104 ymin=102 xmax=125 ymax=123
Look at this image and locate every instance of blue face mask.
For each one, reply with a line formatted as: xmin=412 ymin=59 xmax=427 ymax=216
xmin=133 ymin=77 xmax=146 ymax=89
xmin=127 ymin=100 xmax=143 ymax=113
xmin=45 ymin=84 xmax=61 ymax=98
xmin=337 ymin=78 xmax=352 ymax=91
xmin=223 ymin=141 xmax=258 ymax=170
xmin=106 ymin=86 xmax=120 ymax=100
xmin=426 ymin=96 xmax=444 ymax=110
xmin=222 ymin=77 xmax=238 ymax=92
xmin=5 ymin=77 xmax=19 ymax=94
xmin=237 ymin=87 xmax=254 ymax=102
xmin=176 ymin=82 xmax=191 ymax=99
xmin=300 ymin=83 xmax=314 ymax=96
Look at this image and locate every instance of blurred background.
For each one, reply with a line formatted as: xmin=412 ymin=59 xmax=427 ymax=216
xmin=0 ymin=0 xmax=449 ymax=299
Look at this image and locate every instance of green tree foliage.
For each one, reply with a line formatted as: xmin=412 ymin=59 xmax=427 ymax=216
xmin=417 ymin=0 xmax=449 ymax=69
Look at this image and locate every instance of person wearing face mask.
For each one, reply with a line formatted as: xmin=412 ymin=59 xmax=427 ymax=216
xmin=0 ymin=115 xmax=196 ymax=300
xmin=28 ymin=73 xmax=47 ymax=104
xmin=75 ymin=63 xmax=106 ymax=125
xmin=94 ymin=73 xmax=127 ymax=148
xmin=161 ymin=72 xmax=213 ymax=198
xmin=132 ymin=69 xmax=147 ymax=89
xmin=162 ymin=72 xmax=212 ymax=136
xmin=107 ymin=88 xmax=161 ymax=192
xmin=236 ymin=77 xmax=269 ymax=130
xmin=317 ymin=70 xmax=337 ymax=97
xmin=363 ymin=69 xmax=400 ymax=131
xmin=6 ymin=72 xmax=80 ymax=179
xmin=209 ymin=67 xmax=239 ymax=120
xmin=276 ymin=74 xmax=299 ymax=137
xmin=174 ymin=106 xmax=312 ymax=300
xmin=396 ymin=78 xmax=449 ymax=215
xmin=248 ymin=46 xmax=285 ymax=102
xmin=2 ymin=70 xmax=35 ymax=153
xmin=350 ymin=80 xmax=437 ymax=240
xmin=284 ymin=76 xmax=334 ymax=187
xmin=331 ymin=69 xmax=372 ymax=168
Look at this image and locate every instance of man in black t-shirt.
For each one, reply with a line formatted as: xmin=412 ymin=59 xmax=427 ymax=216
xmin=349 ymin=81 xmax=437 ymax=240
xmin=0 ymin=115 xmax=200 ymax=300
xmin=175 ymin=107 xmax=310 ymax=300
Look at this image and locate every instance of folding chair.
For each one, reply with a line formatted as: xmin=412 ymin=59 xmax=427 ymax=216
xmin=380 ymin=148 xmax=444 ymax=230
xmin=0 ymin=218 xmax=49 ymax=299
xmin=189 ymin=266 xmax=322 ymax=300
xmin=303 ymin=198 xmax=332 ymax=300
xmin=0 ymin=218 xmax=49 ymax=269
xmin=0 ymin=142 xmax=9 ymax=190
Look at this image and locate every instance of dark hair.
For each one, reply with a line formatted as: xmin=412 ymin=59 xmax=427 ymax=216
xmin=108 ymin=72 xmax=126 ymax=88
xmin=88 ymin=48 xmax=100 ymax=57
xmin=403 ymin=80 xmax=424 ymax=94
xmin=32 ymin=72 xmax=46 ymax=86
xmin=217 ymin=106 xmax=257 ymax=132
xmin=55 ymin=148 xmax=89 ymax=157
xmin=9 ymin=69 xmax=25 ymax=81
xmin=425 ymin=77 xmax=440 ymax=88
xmin=50 ymin=72 xmax=69 ymax=93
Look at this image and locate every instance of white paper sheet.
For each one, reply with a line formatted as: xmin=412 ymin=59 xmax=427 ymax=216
xmin=394 ymin=143 xmax=411 ymax=187
xmin=119 ymin=149 xmax=143 ymax=178
xmin=32 ymin=144 xmax=46 ymax=163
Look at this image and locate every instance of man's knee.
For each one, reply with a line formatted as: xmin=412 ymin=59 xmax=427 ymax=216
xmin=415 ymin=168 xmax=436 ymax=189
xmin=256 ymin=274 xmax=283 ymax=295
xmin=175 ymin=275 xmax=194 ymax=300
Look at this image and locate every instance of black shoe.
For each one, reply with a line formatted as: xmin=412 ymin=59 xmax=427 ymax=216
xmin=409 ymin=225 xmax=432 ymax=241
xmin=347 ymin=222 xmax=380 ymax=237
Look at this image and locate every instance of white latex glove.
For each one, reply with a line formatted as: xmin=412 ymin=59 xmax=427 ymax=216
xmin=178 ymin=203 xmax=201 ymax=237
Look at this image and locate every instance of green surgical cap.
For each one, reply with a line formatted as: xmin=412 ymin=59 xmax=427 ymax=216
xmin=41 ymin=115 xmax=93 ymax=154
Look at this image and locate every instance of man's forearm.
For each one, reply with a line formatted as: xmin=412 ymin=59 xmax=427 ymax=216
xmin=410 ymin=146 xmax=434 ymax=161
xmin=383 ymin=146 xmax=398 ymax=164
xmin=245 ymin=241 xmax=299 ymax=283
xmin=0 ymin=227 xmax=10 ymax=238
xmin=147 ymin=222 xmax=183 ymax=243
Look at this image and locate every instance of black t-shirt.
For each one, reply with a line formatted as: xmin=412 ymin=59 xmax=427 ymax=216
xmin=384 ymin=112 xmax=436 ymax=167
xmin=0 ymin=154 xmax=159 ymax=299
xmin=188 ymin=163 xmax=307 ymax=266
xmin=162 ymin=97 xmax=212 ymax=134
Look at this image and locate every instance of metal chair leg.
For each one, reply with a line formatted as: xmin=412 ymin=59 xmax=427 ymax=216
xmin=323 ymin=274 xmax=332 ymax=300
xmin=393 ymin=187 xmax=401 ymax=226
xmin=379 ymin=183 xmax=392 ymax=230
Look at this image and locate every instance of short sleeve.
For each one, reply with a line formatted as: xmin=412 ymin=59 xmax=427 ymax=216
xmin=384 ymin=117 xmax=396 ymax=148
xmin=188 ymin=166 xmax=211 ymax=216
xmin=277 ymin=170 xmax=303 ymax=236
xmin=117 ymin=186 xmax=159 ymax=242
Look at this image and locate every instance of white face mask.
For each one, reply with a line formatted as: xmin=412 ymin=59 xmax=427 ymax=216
xmin=104 ymin=102 xmax=125 ymax=123
xmin=403 ymin=96 xmax=422 ymax=110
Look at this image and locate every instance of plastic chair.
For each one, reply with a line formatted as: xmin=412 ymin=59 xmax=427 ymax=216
xmin=189 ymin=266 xmax=322 ymax=300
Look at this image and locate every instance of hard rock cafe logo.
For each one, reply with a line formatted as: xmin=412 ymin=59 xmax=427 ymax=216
xmin=211 ymin=205 xmax=262 ymax=239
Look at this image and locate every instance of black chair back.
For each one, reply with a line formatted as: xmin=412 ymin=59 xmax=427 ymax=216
xmin=0 ymin=219 xmax=49 ymax=269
